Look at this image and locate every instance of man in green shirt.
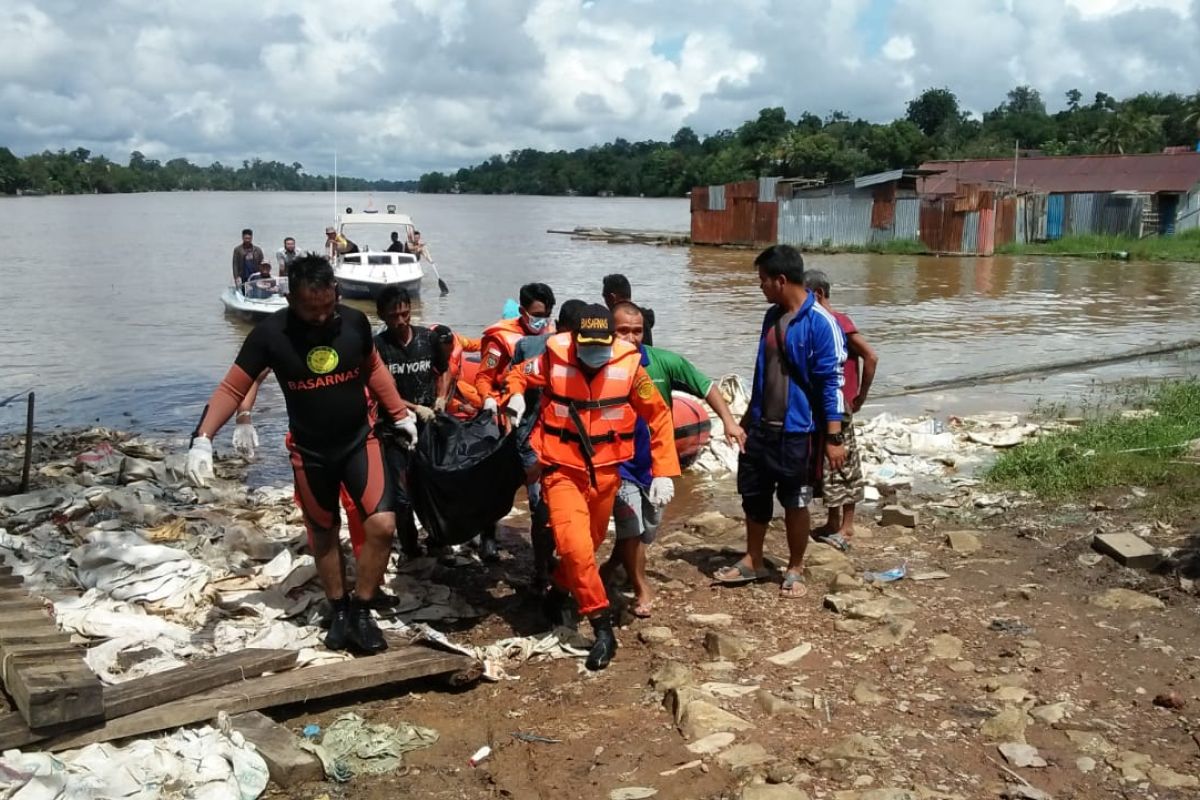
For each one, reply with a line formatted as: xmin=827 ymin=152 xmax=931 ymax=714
xmin=602 ymin=302 xmax=746 ymax=617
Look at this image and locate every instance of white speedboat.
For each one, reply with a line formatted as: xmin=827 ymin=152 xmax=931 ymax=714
xmin=221 ymin=277 xmax=288 ymax=320
xmin=328 ymin=209 xmax=424 ymax=299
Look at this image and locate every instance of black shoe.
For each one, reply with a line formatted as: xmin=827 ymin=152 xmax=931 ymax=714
xmin=366 ymin=590 xmax=401 ymax=617
xmin=478 ymin=532 xmax=500 ymax=563
xmin=541 ymin=587 xmax=572 ymax=628
xmin=586 ymin=611 xmax=618 ymax=671
xmin=347 ymin=597 xmax=388 ymax=654
xmin=324 ymin=596 xmax=351 ymax=650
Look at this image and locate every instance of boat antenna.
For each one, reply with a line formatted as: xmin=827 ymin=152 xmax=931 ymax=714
xmin=333 ymin=148 xmax=339 ymax=225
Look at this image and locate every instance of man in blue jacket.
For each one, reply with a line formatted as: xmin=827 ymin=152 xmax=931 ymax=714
xmin=714 ymin=244 xmax=846 ymax=599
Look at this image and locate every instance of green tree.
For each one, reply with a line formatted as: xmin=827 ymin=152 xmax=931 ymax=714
xmin=905 ymin=88 xmax=961 ymax=137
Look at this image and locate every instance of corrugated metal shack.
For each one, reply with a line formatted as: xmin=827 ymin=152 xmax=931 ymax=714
xmin=690 ymin=177 xmax=780 ymax=245
xmin=776 ymin=169 xmax=930 ymax=249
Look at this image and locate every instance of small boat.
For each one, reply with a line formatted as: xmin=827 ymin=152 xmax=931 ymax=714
xmin=221 ymin=277 xmax=288 ymax=321
xmin=457 ymin=354 xmax=711 ymax=464
xmin=329 ymin=209 xmax=424 ymax=299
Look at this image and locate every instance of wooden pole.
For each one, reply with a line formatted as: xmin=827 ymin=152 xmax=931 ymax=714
xmin=19 ymin=392 xmax=34 ymax=493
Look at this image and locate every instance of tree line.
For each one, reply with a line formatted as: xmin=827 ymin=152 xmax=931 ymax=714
xmin=0 ymin=149 xmax=417 ymax=195
xmin=417 ymin=86 xmax=1200 ymax=197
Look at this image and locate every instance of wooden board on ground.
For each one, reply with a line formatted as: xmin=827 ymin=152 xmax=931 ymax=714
xmin=230 ymin=711 xmax=324 ymax=787
xmin=45 ymin=642 xmax=476 ymax=751
xmin=7 ymin=662 xmax=104 ymax=731
xmin=0 ymin=648 xmax=299 ymax=751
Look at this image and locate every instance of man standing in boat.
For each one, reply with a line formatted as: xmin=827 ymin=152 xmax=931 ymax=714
xmin=603 ymin=301 xmax=745 ymax=618
xmin=232 ymin=228 xmax=264 ymax=286
xmin=276 ymin=236 xmax=301 ymax=276
xmin=186 ymin=254 xmax=418 ymax=655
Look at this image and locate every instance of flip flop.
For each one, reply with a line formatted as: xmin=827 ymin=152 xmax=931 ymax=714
xmin=632 ymin=601 xmax=653 ymax=619
xmin=812 ymin=531 xmax=851 ymax=552
xmin=714 ymin=562 xmax=772 ymax=585
xmin=780 ymin=571 xmax=808 ymax=599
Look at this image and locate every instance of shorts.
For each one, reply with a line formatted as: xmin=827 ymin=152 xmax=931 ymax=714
xmin=737 ymin=423 xmax=817 ymax=524
xmin=288 ymin=434 xmax=393 ymax=532
xmin=822 ymin=414 xmax=865 ymax=507
xmin=613 ymin=480 xmax=662 ymax=545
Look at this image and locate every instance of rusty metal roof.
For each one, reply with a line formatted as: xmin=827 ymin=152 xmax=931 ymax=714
xmin=917 ymin=153 xmax=1200 ymax=195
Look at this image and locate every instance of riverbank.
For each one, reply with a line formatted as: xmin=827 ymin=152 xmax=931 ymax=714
xmin=996 ymin=230 xmax=1200 ymax=262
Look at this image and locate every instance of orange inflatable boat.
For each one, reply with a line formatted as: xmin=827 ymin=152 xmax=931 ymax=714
xmin=458 ymin=353 xmax=711 ymax=466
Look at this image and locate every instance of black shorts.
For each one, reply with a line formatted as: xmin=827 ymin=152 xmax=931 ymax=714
xmin=288 ymin=434 xmax=393 ymax=531
xmin=737 ymin=423 xmax=817 ymax=524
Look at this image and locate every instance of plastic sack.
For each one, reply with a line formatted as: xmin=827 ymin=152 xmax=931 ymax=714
xmin=409 ymin=412 xmax=524 ymax=547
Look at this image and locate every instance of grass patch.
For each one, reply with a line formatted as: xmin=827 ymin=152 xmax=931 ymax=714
xmin=799 ymin=239 xmax=928 ymax=256
xmin=996 ymin=229 xmax=1200 ymax=262
xmin=986 ymin=379 xmax=1200 ymax=503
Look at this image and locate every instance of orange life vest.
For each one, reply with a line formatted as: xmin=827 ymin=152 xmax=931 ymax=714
xmin=481 ymin=318 xmax=526 ymax=360
xmin=531 ymin=334 xmax=640 ymax=477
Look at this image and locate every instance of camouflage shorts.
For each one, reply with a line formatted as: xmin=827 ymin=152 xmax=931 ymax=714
xmin=822 ymin=415 xmax=864 ymax=507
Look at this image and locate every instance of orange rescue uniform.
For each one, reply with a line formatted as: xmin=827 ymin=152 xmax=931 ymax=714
xmin=474 ymin=318 xmax=528 ymax=403
xmin=505 ymin=334 xmax=680 ymax=615
xmin=446 ymin=332 xmax=483 ymax=418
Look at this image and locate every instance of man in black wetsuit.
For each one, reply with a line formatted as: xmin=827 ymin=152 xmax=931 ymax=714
xmin=373 ymin=286 xmax=449 ymax=556
xmin=187 ymin=254 xmax=418 ymax=654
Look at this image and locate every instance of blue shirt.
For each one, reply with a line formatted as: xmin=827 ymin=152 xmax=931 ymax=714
xmin=746 ymin=292 xmax=845 ymax=433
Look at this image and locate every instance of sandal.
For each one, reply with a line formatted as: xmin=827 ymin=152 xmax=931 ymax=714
xmin=714 ymin=561 xmax=772 ymax=585
xmin=812 ymin=531 xmax=851 ymax=552
xmin=632 ymin=600 xmax=653 ymax=619
xmin=780 ymin=571 xmax=808 ymax=599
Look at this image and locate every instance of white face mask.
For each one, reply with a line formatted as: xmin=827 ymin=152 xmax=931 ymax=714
xmin=525 ymin=315 xmax=550 ymax=333
xmin=576 ymin=345 xmax=611 ymax=369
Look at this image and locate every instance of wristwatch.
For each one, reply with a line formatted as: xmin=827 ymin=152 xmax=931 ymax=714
xmin=827 ymin=432 xmax=845 ymax=445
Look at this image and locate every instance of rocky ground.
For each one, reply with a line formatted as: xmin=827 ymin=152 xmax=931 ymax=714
xmin=268 ymin=474 xmax=1200 ymax=800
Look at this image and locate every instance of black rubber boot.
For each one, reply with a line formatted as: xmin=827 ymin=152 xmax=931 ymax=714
xmin=366 ymin=590 xmax=401 ymax=617
xmin=478 ymin=529 xmax=500 ymax=563
xmin=586 ymin=610 xmax=618 ymax=671
xmin=347 ymin=597 xmax=388 ymax=654
xmin=541 ymin=587 xmax=573 ymax=629
xmin=323 ymin=595 xmax=351 ymax=651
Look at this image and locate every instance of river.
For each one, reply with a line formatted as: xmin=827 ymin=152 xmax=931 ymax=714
xmin=2 ymin=191 xmax=1198 ymax=476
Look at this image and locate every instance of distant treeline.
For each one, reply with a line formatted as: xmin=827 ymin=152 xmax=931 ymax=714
xmin=0 ymin=148 xmax=417 ymax=195
xmin=417 ymin=86 xmax=1200 ymax=197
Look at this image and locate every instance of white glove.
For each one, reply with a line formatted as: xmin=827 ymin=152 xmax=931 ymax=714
xmin=482 ymin=397 xmax=499 ymax=415
xmin=187 ymin=436 xmax=215 ymax=487
xmin=413 ymin=405 xmax=436 ymax=423
xmin=505 ymin=394 xmax=526 ymax=428
xmin=232 ymin=422 xmax=259 ymax=459
xmin=394 ymin=415 xmax=419 ymax=449
xmin=648 ymin=476 xmax=675 ymax=507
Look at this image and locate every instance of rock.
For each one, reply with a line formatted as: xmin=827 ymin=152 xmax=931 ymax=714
xmin=992 ymin=686 xmax=1031 ymax=704
xmin=879 ymin=505 xmax=918 ymax=528
xmin=949 ymin=661 xmax=976 ymax=673
xmin=999 ymin=787 xmax=1050 ymax=800
xmin=687 ymin=511 xmax=737 ymax=535
xmin=687 ymin=613 xmax=733 ymax=627
xmin=705 ymin=630 xmax=751 ymax=660
xmin=639 ymin=627 xmax=675 ymax=645
xmin=650 ymin=662 xmax=694 ymax=692
xmin=701 ymin=682 xmax=761 ymax=699
xmin=864 ymin=618 xmax=916 ymax=649
xmin=699 ymin=661 xmax=737 ymax=675
xmin=678 ymin=700 xmax=755 ymax=740
xmin=945 ymin=531 xmax=981 ymax=554
xmin=1148 ymin=765 xmax=1199 ymax=789
xmin=834 ymin=619 xmax=873 ymax=634
xmin=1152 ymin=691 xmax=1185 ymax=710
xmin=824 ymin=734 xmax=889 ymax=762
xmin=1088 ymin=588 xmax=1165 ymax=611
xmin=1064 ymin=729 xmax=1115 ymax=756
xmin=833 ymin=573 xmax=863 ymax=592
xmin=999 ymin=743 xmax=1047 ymax=768
xmin=610 ymin=790 xmax=658 ymax=800
xmin=718 ymin=743 xmax=775 ymax=771
xmin=686 ymin=732 xmax=736 ymax=755
xmin=980 ymin=707 xmax=1027 ymax=743
xmin=1092 ymin=532 xmax=1160 ymax=569
xmin=1029 ymin=702 xmax=1070 ymax=725
xmin=665 ymin=686 xmax=712 ymax=723
xmin=805 ymin=543 xmax=854 ymax=585
xmin=741 ymin=785 xmax=810 ymax=800
xmin=826 ymin=592 xmax=917 ymax=621
xmin=1107 ymin=750 xmax=1153 ymax=781
xmin=757 ymin=690 xmax=801 ymax=717
xmin=766 ymin=643 xmax=813 ymax=666
xmin=927 ymin=634 xmax=963 ymax=660
xmin=1075 ymin=757 xmax=1096 ymax=774
xmin=852 ymin=682 xmax=887 ymax=705
xmin=860 ymin=791 xmax=920 ymax=800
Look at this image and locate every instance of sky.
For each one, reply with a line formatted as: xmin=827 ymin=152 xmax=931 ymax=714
xmin=1 ymin=0 xmax=1197 ymax=179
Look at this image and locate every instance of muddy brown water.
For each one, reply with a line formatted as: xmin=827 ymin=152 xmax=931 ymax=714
xmin=2 ymin=192 xmax=1198 ymax=482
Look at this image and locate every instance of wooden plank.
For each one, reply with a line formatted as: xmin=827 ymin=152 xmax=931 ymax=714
xmin=8 ymin=662 xmax=104 ymax=730
xmin=0 ymin=630 xmax=72 ymax=646
xmin=46 ymin=644 xmax=474 ymax=751
xmin=1093 ymin=532 xmax=1161 ymax=569
xmin=0 ymin=648 xmax=300 ymax=751
xmin=0 ymin=598 xmax=49 ymax=612
xmin=103 ymin=648 xmax=299 ymax=719
xmin=0 ymin=609 xmax=57 ymax=626
xmin=229 ymin=711 xmax=324 ymax=787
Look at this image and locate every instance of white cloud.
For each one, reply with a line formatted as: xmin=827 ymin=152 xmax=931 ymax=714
xmin=0 ymin=0 xmax=1196 ymax=178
